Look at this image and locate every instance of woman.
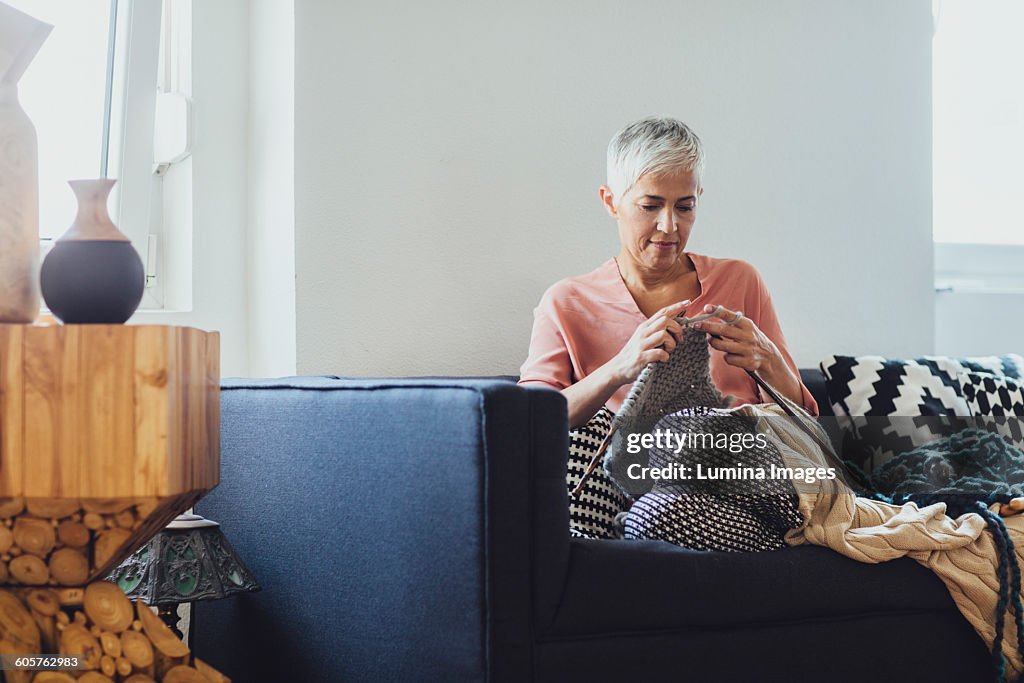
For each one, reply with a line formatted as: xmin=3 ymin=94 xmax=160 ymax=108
xmin=519 ymin=116 xmax=816 ymax=429
xmin=521 ymin=116 xmax=1024 ymax=524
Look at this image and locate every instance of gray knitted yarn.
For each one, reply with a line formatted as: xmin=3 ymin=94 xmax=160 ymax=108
xmin=603 ymin=323 xmax=804 ymax=551
xmin=604 ymin=324 xmax=730 ymax=498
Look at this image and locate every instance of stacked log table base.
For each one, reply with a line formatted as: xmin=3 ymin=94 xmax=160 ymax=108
xmin=0 ymin=497 xmax=202 ymax=587
xmin=0 ymin=583 xmax=229 ymax=682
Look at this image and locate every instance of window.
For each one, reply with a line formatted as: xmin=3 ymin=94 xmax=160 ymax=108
xmin=16 ymin=0 xmax=191 ymax=310
xmin=933 ymin=0 xmax=1024 ymax=246
xmin=933 ymin=0 xmax=1024 ymax=292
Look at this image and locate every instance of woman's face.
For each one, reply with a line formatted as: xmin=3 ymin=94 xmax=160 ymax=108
xmin=601 ymin=169 xmax=702 ymax=272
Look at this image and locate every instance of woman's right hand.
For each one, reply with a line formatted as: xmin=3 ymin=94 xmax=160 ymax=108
xmin=607 ymin=300 xmax=690 ymax=386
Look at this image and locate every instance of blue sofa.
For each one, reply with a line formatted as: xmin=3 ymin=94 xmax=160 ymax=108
xmin=193 ymin=374 xmax=992 ymax=682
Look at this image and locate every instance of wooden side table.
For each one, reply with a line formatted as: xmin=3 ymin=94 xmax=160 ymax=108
xmin=0 ymin=324 xmax=231 ymax=681
xmin=0 ymin=324 xmax=220 ymax=580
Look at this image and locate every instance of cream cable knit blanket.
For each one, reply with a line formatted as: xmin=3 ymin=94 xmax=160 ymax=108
xmin=743 ymin=403 xmax=1024 ymax=677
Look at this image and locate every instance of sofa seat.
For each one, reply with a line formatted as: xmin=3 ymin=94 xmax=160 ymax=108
xmin=547 ymin=539 xmax=962 ymax=637
xmin=537 ymin=538 xmax=992 ymax=681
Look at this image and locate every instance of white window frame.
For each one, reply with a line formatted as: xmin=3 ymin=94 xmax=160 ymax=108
xmin=935 ymin=243 xmax=1024 ymax=295
xmin=105 ymin=0 xmax=192 ymax=312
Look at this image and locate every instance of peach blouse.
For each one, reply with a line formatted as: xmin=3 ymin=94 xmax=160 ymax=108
xmin=518 ymin=254 xmax=817 ymax=415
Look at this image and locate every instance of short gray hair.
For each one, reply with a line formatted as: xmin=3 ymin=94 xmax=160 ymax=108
xmin=606 ymin=117 xmax=705 ymax=202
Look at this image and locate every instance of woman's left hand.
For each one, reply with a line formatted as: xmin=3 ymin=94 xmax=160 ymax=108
xmin=689 ymin=304 xmax=780 ymax=373
xmin=688 ymin=303 xmax=805 ymax=408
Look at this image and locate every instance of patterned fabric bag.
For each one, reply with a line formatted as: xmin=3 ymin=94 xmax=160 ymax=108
xmin=621 ymin=407 xmax=805 ymax=552
xmin=566 ymin=406 xmax=629 ymax=538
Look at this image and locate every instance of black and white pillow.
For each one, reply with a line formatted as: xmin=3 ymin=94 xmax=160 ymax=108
xmin=566 ymin=406 xmax=629 ymax=539
xmin=820 ymin=354 xmax=1024 ymax=470
xmin=959 ymin=372 xmax=1024 ymax=448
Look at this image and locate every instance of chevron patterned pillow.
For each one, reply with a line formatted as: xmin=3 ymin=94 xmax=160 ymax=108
xmin=820 ymin=354 xmax=1024 ymax=471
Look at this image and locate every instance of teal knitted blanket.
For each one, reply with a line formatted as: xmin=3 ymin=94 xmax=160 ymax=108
xmin=848 ymin=429 xmax=1024 ymax=682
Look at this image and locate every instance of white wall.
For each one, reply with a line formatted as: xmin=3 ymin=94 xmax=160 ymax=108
xmin=293 ymin=0 xmax=935 ymax=376
xmin=247 ymin=0 xmax=296 ymax=377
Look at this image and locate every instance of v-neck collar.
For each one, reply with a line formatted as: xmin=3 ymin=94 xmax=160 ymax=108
xmin=609 ymin=253 xmax=706 ymax=317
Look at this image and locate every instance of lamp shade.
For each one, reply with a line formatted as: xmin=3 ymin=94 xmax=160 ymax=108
xmin=107 ymin=513 xmax=260 ymax=605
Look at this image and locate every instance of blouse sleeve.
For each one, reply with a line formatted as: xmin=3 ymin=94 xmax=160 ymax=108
xmin=518 ymin=295 xmax=572 ymax=391
xmin=748 ymin=270 xmax=819 ymax=416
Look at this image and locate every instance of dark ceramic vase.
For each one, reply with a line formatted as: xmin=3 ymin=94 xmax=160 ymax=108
xmin=40 ymin=179 xmax=144 ymax=324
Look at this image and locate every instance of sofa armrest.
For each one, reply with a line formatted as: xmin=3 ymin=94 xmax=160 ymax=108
xmin=193 ymin=377 xmax=568 ymax=683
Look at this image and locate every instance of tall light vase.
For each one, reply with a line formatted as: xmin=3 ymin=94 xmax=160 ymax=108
xmin=0 ymin=3 xmax=52 ymax=323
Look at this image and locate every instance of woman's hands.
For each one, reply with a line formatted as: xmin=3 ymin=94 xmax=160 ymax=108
xmin=689 ymin=304 xmax=780 ymax=374
xmin=607 ymin=300 xmax=690 ymax=386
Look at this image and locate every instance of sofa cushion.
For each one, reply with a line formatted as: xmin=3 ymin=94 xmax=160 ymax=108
xmin=543 ymin=538 xmax=959 ymax=638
